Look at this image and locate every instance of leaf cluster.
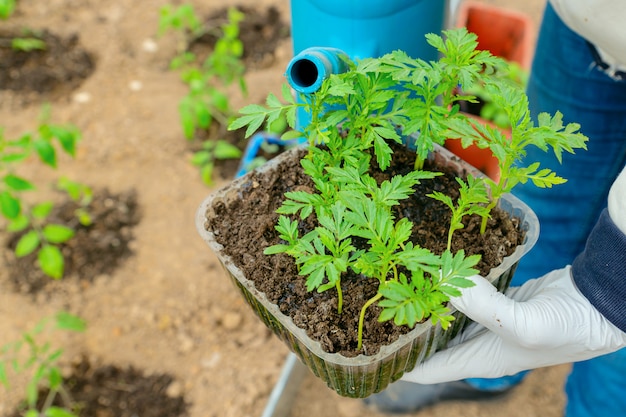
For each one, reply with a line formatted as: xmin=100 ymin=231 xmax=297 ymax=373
xmin=445 ymin=81 xmax=588 ymax=232
xmin=428 ymin=174 xmax=490 ymax=251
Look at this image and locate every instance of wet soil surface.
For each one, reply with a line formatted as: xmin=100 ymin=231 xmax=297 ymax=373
xmin=0 ymin=28 xmax=95 ymax=102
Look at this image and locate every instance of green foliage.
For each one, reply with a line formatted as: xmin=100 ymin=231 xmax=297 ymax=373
xmin=378 ymin=250 xmax=479 ymax=327
xmin=158 ymin=4 xmax=203 ymax=42
xmin=57 ymin=177 xmax=93 ymax=226
xmin=0 ymin=312 xmax=86 ymax=417
xmin=464 ymin=61 xmax=529 ymax=129
xmin=372 ymin=29 xmax=505 ymax=169
xmin=190 ymin=139 xmax=242 ymax=185
xmin=445 ymin=82 xmax=588 ymax=233
xmin=0 ymin=110 xmax=90 ymax=279
xmin=11 ymin=37 xmax=46 ymax=52
xmin=233 ymin=28 xmax=588 ymax=353
xmin=0 ymin=0 xmax=16 ymax=19
xmin=160 ymin=4 xmax=247 ymax=185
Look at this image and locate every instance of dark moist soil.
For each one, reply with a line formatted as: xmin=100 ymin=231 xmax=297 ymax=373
xmin=206 ymin=143 xmax=524 ymax=357
xmin=4 ymin=188 xmax=141 ymax=296
xmin=0 ymin=28 xmax=95 ymax=102
xmin=192 ymin=5 xmax=290 ymax=70
xmin=8 ymin=356 xmax=189 ymax=417
xmin=187 ymin=4 xmax=291 ymax=180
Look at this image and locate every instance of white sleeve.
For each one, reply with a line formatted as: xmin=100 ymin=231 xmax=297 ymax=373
xmin=549 ymin=0 xmax=626 ymax=71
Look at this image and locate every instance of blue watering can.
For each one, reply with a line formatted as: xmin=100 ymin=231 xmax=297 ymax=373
xmin=291 ymin=0 xmax=447 ymax=60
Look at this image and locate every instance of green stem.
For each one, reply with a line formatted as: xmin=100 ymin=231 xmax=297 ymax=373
xmin=446 ymin=227 xmax=454 ymax=252
xmin=480 ymin=200 xmax=497 ymax=234
xmin=335 ymin=280 xmax=343 ymax=314
xmin=414 ymin=156 xmax=425 ymax=171
xmin=357 ymin=292 xmax=382 ymax=351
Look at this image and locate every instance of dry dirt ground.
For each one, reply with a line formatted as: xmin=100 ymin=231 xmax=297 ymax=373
xmin=0 ymin=0 xmax=572 ymax=416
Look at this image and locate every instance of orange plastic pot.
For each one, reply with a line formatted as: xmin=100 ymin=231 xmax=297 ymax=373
xmin=455 ymin=1 xmax=534 ymax=70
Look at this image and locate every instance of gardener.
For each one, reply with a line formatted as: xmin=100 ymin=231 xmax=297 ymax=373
xmin=366 ymin=1 xmax=626 ymax=416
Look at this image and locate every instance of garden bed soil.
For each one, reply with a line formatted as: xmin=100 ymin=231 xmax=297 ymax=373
xmin=5 ymin=188 xmax=141 ymax=296
xmin=0 ymin=1 xmax=570 ymax=417
xmin=0 ymin=28 xmax=95 ymax=104
xmin=8 ymin=356 xmax=189 ymax=417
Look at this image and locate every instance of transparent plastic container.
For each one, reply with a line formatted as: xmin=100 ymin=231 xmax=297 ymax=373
xmin=196 ymin=144 xmax=539 ymax=398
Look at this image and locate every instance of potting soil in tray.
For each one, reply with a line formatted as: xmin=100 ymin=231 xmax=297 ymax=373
xmin=206 ymin=143 xmax=524 ymax=357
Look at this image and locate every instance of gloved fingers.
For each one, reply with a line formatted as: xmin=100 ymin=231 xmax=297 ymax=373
xmin=448 ymin=273 xmax=518 ymax=337
xmin=450 ymin=267 xmax=626 ymax=350
xmin=449 ymin=268 xmax=585 ymax=346
xmin=403 ymin=326 xmax=625 ymax=385
xmin=401 ymin=330 xmax=508 ymax=384
xmin=401 ymin=328 xmax=589 ymax=384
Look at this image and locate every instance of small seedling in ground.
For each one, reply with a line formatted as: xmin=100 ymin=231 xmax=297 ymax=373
xmin=0 ymin=108 xmax=90 ymax=279
xmin=11 ymin=36 xmax=46 ymax=52
xmin=158 ymin=3 xmax=203 ymax=56
xmin=190 ymin=139 xmax=243 ymax=185
xmin=0 ymin=8 xmax=48 ymax=51
xmin=56 ymin=177 xmax=93 ymax=227
xmin=159 ymin=4 xmax=247 ymax=185
xmin=0 ymin=312 xmax=86 ymax=417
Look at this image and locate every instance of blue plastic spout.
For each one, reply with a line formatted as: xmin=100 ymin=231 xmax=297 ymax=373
xmin=285 ymin=47 xmax=350 ymax=94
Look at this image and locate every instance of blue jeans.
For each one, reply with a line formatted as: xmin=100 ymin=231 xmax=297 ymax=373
xmin=466 ymin=4 xmax=626 ymax=416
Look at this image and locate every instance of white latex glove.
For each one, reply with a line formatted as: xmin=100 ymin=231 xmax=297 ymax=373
xmin=401 ymin=267 xmax=626 ymax=384
xmin=402 ymin=165 xmax=626 ymax=384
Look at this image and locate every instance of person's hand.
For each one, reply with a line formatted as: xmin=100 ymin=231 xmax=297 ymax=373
xmin=401 ymin=266 xmax=626 ymax=384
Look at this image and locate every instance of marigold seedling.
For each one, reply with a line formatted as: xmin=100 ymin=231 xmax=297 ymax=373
xmin=232 ymin=28 xmax=588 ymax=353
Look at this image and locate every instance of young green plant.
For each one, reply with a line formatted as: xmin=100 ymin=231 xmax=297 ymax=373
xmin=371 ymin=28 xmax=506 ymax=170
xmin=158 ymin=3 xmax=204 ymax=56
xmin=10 ymin=36 xmax=46 ymax=52
xmin=0 ymin=312 xmax=86 ymax=417
xmin=463 ymin=61 xmax=529 ymax=129
xmin=444 ymin=82 xmax=588 ymax=233
xmin=0 ymin=109 xmax=88 ymax=278
xmin=428 ymin=174 xmax=491 ymax=251
xmin=0 ymin=3 xmax=47 ymax=51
